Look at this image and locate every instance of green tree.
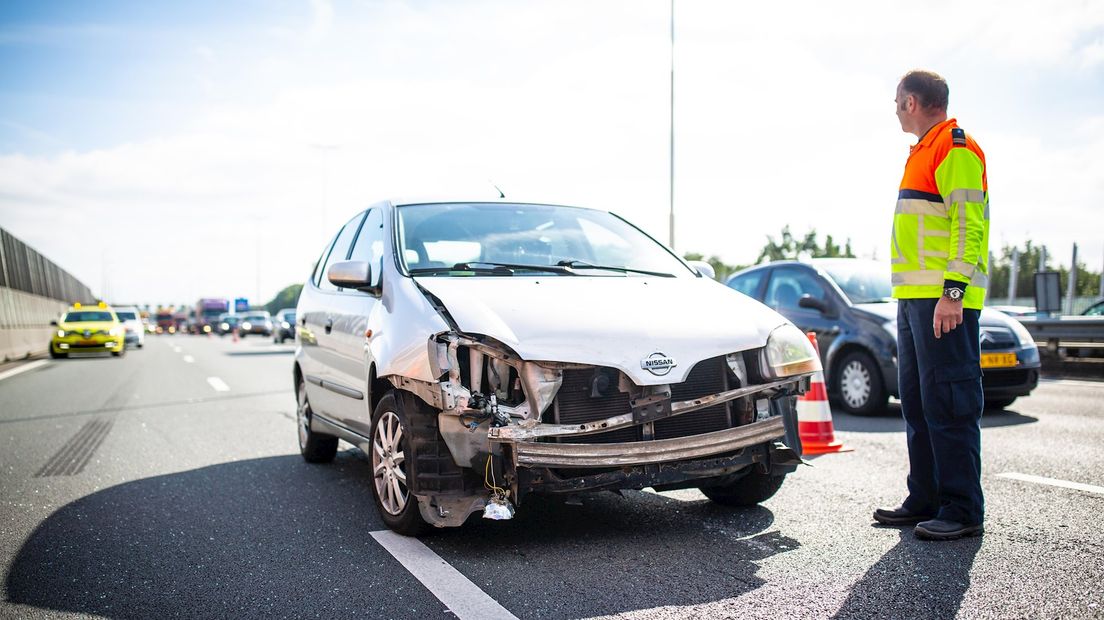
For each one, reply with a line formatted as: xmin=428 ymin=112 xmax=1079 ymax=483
xmin=264 ymin=284 xmax=303 ymax=315
xmin=988 ymin=241 xmax=1101 ymax=300
xmin=756 ymin=226 xmax=855 ymax=264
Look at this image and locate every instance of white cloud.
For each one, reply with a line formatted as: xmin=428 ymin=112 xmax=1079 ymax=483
xmin=0 ymin=0 xmax=1100 ymax=306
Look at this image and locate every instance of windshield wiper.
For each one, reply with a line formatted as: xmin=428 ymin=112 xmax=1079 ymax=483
xmin=409 ymin=262 xmax=575 ymax=276
xmin=555 ymin=259 xmax=675 ymax=278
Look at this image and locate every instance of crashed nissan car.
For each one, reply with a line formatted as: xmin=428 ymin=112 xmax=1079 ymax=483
xmin=294 ymin=199 xmax=820 ymax=535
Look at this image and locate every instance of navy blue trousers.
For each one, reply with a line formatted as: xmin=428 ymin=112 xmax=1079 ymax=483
xmin=897 ymin=298 xmax=984 ymax=526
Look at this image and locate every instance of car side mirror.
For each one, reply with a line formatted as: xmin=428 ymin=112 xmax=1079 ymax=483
xmin=686 ymin=260 xmax=716 ymax=280
xmin=798 ymin=294 xmax=830 ymax=314
xmin=50 ymin=320 xmax=57 ymax=326
xmin=327 ymin=260 xmax=376 ymax=292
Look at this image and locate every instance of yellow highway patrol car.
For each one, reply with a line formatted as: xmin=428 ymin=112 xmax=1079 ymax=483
xmin=50 ymin=302 xmax=126 ymax=358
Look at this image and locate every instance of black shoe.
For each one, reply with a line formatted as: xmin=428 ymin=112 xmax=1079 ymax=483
xmin=873 ymin=506 xmax=935 ymax=526
xmin=914 ymin=519 xmax=984 ymax=541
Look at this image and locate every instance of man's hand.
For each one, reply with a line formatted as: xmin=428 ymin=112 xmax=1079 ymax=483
xmin=933 ymin=296 xmax=963 ymax=339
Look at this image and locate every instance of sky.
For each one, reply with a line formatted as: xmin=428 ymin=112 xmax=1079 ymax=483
xmin=0 ymin=0 xmax=1101 ymax=307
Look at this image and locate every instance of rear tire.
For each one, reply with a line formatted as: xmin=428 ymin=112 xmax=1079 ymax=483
xmin=833 ymin=350 xmax=887 ymax=416
xmin=370 ymin=391 xmax=428 ymax=536
xmin=297 ymin=379 xmax=338 ymax=463
xmin=700 ymin=470 xmax=786 ymax=506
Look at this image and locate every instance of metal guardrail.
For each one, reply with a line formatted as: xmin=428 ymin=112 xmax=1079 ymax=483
xmin=1016 ymin=316 xmax=1104 ymax=351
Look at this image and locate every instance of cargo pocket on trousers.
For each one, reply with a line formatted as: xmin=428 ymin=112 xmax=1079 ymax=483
xmin=933 ymin=363 xmax=983 ymax=420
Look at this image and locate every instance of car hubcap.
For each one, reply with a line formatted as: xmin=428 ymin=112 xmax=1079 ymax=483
xmin=372 ymin=410 xmax=408 ymax=515
xmin=297 ymin=385 xmax=310 ymax=449
xmin=840 ymin=360 xmax=871 ymax=409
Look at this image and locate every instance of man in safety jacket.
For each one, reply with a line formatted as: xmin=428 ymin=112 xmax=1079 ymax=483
xmin=874 ymin=70 xmax=989 ymax=541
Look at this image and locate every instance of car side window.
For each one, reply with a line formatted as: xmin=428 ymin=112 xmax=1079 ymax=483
xmin=348 ymin=208 xmax=385 ymax=289
xmin=727 ymin=271 xmax=764 ymax=299
xmin=765 ymin=267 xmax=828 ymax=311
xmin=318 ymin=212 xmax=367 ymax=292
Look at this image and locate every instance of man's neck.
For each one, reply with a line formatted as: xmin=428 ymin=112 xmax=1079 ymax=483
xmin=913 ymin=114 xmax=948 ymax=140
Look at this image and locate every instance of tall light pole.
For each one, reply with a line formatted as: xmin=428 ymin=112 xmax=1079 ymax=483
xmin=668 ymin=0 xmax=676 ymax=250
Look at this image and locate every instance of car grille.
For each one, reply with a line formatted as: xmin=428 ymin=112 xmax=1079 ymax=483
xmin=980 ymin=327 xmax=1017 ymax=350
xmin=548 ymin=356 xmax=735 ymax=445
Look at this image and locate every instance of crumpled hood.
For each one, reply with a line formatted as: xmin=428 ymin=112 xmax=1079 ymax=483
xmin=415 ymin=276 xmax=791 ymax=385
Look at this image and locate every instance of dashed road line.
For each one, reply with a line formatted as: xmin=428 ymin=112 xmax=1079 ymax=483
xmin=172 ymin=347 xmax=182 ymax=353
xmin=183 ymin=355 xmax=195 ymax=363
xmin=997 ymin=472 xmax=1104 ymax=495
xmin=370 ymin=530 xmax=518 ymax=620
xmin=0 ymin=360 xmax=49 ymax=382
xmin=206 ymin=377 xmax=230 ymax=392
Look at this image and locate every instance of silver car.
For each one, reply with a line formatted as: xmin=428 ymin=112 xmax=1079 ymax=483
xmin=112 ymin=306 xmax=145 ymax=349
xmin=294 ymin=199 xmax=820 ymax=535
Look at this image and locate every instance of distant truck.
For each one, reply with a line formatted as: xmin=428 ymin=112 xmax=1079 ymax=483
xmin=193 ymin=298 xmax=230 ymax=334
xmin=155 ymin=308 xmax=177 ymax=334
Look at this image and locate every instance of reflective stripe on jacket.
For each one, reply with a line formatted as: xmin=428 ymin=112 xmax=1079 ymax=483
xmin=891 ymin=118 xmax=990 ymax=310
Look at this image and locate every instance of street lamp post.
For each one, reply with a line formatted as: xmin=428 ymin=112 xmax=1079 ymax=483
xmin=668 ymin=0 xmax=676 ymax=251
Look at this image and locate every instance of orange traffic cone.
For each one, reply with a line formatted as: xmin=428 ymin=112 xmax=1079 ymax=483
xmin=798 ymin=332 xmax=852 ymax=455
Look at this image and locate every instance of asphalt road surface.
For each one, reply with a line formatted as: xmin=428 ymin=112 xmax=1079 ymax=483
xmin=1 ymin=336 xmax=1102 ymax=619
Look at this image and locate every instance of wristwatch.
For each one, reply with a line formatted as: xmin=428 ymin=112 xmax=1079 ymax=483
xmin=942 ymin=286 xmax=964 ymax=302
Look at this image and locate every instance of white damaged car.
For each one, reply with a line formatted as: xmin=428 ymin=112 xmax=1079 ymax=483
xmin=294 ymin=199 xmax=820 ymax=535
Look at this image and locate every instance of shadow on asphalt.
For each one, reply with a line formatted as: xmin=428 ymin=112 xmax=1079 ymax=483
xmin=832 ymin=528 xmax=982 ymax=619
xmin=833 ymin=406 xmax=1038 ymax=433
xmin=5 ymin=450 xmax=795 ymax=619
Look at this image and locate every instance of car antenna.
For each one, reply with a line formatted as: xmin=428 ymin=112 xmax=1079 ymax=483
xmin=490 ymin=182 xmax=505 ymax=199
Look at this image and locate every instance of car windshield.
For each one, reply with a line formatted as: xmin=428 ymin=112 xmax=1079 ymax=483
xmin=64 ymin=311 xmax=114 ymax=322
xmin=820 ymin=261 xmax=894 ymax=304
xmin=116 ymin=312 xmax=137 ymax=320
xmin=396 ymin=203 xmax=692 ymax=277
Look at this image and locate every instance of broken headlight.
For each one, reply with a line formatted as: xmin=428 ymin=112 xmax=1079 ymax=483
xmin=761 ymin=323 xmax=821 ymax=378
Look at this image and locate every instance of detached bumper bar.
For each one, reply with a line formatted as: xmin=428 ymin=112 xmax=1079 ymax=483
xmin=511 ymin=415 xmax=786 ymax=468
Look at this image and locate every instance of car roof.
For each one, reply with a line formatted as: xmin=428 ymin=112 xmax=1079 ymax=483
xmin=385 ymin=196 xmax=603 ymax=212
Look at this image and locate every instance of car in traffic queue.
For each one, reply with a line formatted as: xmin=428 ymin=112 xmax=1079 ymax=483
xmin=273 ymin=308 xmax=296 ymax=343
xmin=50 ymin=302 xmax=126 ymax=358
xmin=112 ymin=305 xmax=145 ymax=348
xmin=215 ymin=313 xmax=242 ymax=336
xmin=294 ymin=198 xmax=821 ymax=535
xmin=725 ymin=258 xmax=1041 ymax=414
xmin=237 ymin=311 xmax=273 ymax=337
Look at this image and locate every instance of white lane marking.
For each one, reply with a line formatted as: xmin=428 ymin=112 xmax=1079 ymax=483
xmin=1039 ymin=378 xmax=1103 ymax=388
xmin=0 ymin=360 xmax=49 ymax=382
xmin=370 ymin=530 xmax=518 ymax=620
xmin=182 ymin=355 xmax=195 ymax=364
xmin=997 ymin=472 xmax=1104 ymax=496
xmin=206 ymin=377 xmax=230 ymax=392
xmin=642 ymin=487 xmax=706 ymax=502
xmin=173 ymin=347 xmax=182 ymax=353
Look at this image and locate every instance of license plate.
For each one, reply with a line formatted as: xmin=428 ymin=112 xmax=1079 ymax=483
xmin=981 ymin=353 xmax=1017 ymax=368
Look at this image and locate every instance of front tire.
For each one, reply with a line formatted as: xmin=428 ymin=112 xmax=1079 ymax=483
xmin=297 ymin=379 xmax=338 ymax=463
xmin=833 ymin=350 xmax=887 ymax=416
xmin=49 ymin=347 xmax=65 ymax=359
xmin=370 ymin=391 xmax=428 ymax=536
xmin=700 ymin=470 xmax=786 ymax=506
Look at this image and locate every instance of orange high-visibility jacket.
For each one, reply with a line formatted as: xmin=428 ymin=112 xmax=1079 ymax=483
xmin=891 ymin=118 xmax=990 ymax=309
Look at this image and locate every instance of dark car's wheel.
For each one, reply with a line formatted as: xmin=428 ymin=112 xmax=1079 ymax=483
xmin=370 ymin=391 xmax=428 ymax=536
xmin=833 ymin=350 xmax=887 ymax=416
xmin=297 ymin=379 xmax=338 ymax=463
xmin=700 ymin=470 xmax=786 ymax=506
xmin=985 ymin=396 xmax=1016 ymax=410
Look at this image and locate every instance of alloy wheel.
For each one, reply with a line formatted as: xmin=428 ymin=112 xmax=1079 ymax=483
xmin=296 ymin=384 xmax=310 ymax=450
xmin=372 ymin=410 xmax=409 ymax=515
xmin=840 ymin=360 xmax=871 ymax=409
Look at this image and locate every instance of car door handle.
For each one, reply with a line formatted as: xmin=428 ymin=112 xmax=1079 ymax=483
xmin=324 ymin=318 xmax=334 ymax=334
